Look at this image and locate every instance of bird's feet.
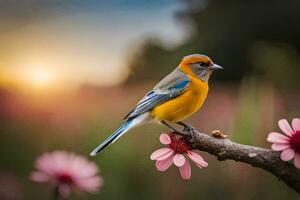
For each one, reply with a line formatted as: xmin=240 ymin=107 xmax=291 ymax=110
xmin=184 ymin=126 xmax=197 ymax=142
xmin=177 ymin=121 xmax=197 ymax=142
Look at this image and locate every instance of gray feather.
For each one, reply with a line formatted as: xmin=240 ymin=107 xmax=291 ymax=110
xmin=125 ymin=68 xmax=190 ymax=119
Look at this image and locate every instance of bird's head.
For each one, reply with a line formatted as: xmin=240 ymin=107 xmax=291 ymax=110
xmin=179 ymin=54 xmax=223 ymax=82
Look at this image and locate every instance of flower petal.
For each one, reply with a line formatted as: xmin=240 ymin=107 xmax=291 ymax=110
xmin=187 ymin=151 xmax=208 ymax=168
xmin=179 ymin=160 xmax=191 ymax=180
xmin=155 ymin=155 xmax=174 ymax=171
xmin=294 ymin=153 xmax=300 ymax=169
xmin=69 ymin=157 xmax=99 ymax=178
xmin=30 ymin=172 xmax=49 ymax=182
xmin=278 ymin=119 xmax=294 ymax=137
xmin=76 ymin=176 xmax=103 ymax=193
xmin=156 ymin=151 xmax=174 ymax=161
xmin=173 ymin=154 xmax=186 ymax=167
xmin=59 ymin=184 xmax=71 ymax=198
xmin=271 ymin=143 xmax=291 ymax=151
xmin=280 ymin=148 xmax=295 ymax=161
xmin=159 ymin=133 xmax=171 ymax=145
xmin=267 ymin=132 xmax=290 ymax=144
xmin=150 ymin=148 xmax=173 ymax=161
xmin=292 ymin=118 xmax=300 ymax=132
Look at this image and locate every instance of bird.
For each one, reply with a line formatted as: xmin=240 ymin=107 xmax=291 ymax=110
xmin=90 ymin=54 xmax=223 ymax=156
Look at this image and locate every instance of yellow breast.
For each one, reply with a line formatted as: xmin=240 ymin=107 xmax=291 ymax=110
xmin=151 ymin=75 xmax=209 ymax=122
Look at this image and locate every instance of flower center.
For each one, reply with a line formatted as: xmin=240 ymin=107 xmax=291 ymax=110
xmin=168 ymin=135 xmax=190 ymax=154
xmin=57 ymin=173 xmax=74 ymax=184
xmin=290 ymin=131 xmax=300 ymax=153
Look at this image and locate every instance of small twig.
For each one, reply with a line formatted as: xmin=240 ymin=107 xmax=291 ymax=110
xmin=175 ymin=128 xmax=300 ymax=193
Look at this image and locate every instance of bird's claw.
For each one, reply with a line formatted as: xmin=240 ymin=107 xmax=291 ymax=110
xmin=183 ymin=125 xmax=197 ymax=142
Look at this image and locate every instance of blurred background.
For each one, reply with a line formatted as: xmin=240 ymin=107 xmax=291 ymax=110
xmin=0 ymin=0 xmax=299 ymax=199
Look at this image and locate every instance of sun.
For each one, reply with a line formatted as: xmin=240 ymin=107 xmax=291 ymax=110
xmin=24 ymin=67 xmax=57 ymax=89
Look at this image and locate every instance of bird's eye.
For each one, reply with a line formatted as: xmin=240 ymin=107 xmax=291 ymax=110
xmin=199 ymin=62 xmax=205 ymax=66
xmin=198 ymin=62 xmax=206 ymax=67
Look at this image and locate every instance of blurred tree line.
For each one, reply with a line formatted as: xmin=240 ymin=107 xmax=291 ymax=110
xmin=126 ymin=0 xmax=300 ymax=89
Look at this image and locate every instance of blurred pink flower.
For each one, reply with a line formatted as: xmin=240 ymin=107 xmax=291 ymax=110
xmin=30 ymin=151 xmax=103 ymax=198
xmin=150 ymin=133 xmax=208 ymax=180
xmin=267 ymin=118 xmax=300 ymax=168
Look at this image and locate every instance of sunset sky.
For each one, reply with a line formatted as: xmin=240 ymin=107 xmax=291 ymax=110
xmin=0 ymin=0 xmax=186 ymax=91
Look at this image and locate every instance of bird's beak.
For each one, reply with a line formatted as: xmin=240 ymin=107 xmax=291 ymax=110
xmin=210 ymin=63 xmax=223 ymax=70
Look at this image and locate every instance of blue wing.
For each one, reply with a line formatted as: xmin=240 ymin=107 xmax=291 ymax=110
xmin=124 ymin=69 xmax=190 ymax=119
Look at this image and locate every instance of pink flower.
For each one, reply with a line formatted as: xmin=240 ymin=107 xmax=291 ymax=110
xmin=267 ymin=118 xmax=300 ymax=168
xmin=30 ymin=151 xmax=103 ymax=198
xmin=150 ymin=133 xmax=208 ymax=180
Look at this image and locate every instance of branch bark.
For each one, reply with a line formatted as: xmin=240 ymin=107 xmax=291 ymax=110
xmin=180 ymin=130 xmax=300 ymax=193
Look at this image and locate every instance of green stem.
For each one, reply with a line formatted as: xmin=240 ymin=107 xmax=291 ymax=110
xmin=52 ymin=186 xmax=61 ymax=200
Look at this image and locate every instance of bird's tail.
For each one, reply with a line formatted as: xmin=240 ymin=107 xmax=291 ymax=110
xmin=89 ymin=113 xmax=149 ymax=156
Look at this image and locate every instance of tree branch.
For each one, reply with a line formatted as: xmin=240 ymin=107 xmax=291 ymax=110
xmin=179 ymin=130 xmax=300 ymax=193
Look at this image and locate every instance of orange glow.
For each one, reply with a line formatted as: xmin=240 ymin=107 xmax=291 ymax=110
xmin=24 ymin=67 xmax=57 ymax=89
